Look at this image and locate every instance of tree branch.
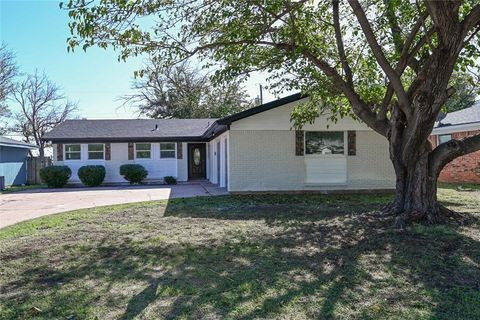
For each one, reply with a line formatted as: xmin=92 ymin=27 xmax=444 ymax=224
xmin=425 ymin=0 xmax=461 ymax=46
xmin=348 ymin=0 xmax=411 ymax=119
xmin=301 ymin=51 xmax=389 ymax=136
xmin=429 ymin=134 xmax=480 ymax=177
xmin=185 ymin=33 xmax=391 ymax=136
xmin=383 ymin=0 xmax=404 ymax=54
xmin=332 ymin=0 xmax=353 ymax=87
xmin=462 ymin=3 xmax=480 ymax=35
xmin=377 ymin=14 xmax=430 ymax=119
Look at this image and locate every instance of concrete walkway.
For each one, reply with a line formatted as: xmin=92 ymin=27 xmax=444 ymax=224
xmin=0 ymin=182 xmax=228 ymax=229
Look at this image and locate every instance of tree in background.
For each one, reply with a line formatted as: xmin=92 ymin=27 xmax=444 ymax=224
xmin=64 ymin=0 xmax=480 ymax=227
xmin=11 ymin=71 xmax=77 ymax=158
xmin=122 ymin=60 xmax=251 ymax=119
xmin=0 ymin=44 xmax=18 ymax=134
xmin=443 ymin=75 xmax=478 ymax=113
xmin=0 ymin=105 xmax=11 ymax=135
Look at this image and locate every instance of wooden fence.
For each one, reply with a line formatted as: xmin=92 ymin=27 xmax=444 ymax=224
xmin=27 ymin=157 xmax=52 ymax=185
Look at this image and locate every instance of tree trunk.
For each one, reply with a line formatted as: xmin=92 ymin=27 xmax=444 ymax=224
xmin=387 ymin=138 xmax=446 ymax=228
xmin=39 ymin=146 xmax=45 ymax=164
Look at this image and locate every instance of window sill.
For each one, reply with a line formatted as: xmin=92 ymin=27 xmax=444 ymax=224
xmin=305 ymin=154 xmax=347 ymax=158
xmin=304 ymin=182 xmax=348 ymax=187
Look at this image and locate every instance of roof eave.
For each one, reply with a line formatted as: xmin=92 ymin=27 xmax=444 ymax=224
xmin=0 ymin=143 xmax=38 ymax=149
xmin=432 ymin=121 xmax=480 ymax=134
xmin=44 ymin=136 xmax=209 ymax=143
xmin=202 ymin=121 xmax=228 ymax=141
xmin=217 ymin=93 xmax=305 ymax=125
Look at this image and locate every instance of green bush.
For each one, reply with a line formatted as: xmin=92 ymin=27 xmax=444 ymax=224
xmin=39 ymin=166 xmax=72 ymax=188
xmin=78 ymin=165 xmax=106 ymax=187
xmin=164 ymin=176 xmax=177 ymax=185
xmin=119 ymin=164 xmax=148 ymax=184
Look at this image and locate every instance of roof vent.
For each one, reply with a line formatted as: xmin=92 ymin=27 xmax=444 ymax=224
xmin=152 ymin=124 xmax=159 ymax=131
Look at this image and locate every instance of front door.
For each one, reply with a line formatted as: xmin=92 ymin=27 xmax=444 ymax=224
xmin=188 ymin=143 xmax=206 ymax=179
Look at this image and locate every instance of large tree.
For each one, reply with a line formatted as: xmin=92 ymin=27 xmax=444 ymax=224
xmin=0 ymin=44 xmax=18 ymax=134
xmin=64 ymin=0 xmax=480 ymax=227
xmin=122 ymin=60 xmax=252 ymax=119
xmin=11 ymin=71 xmax=77 ymax=158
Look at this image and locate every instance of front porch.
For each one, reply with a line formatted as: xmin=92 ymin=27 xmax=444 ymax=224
xmin=179 ymin=180 xmax=228 ymax=196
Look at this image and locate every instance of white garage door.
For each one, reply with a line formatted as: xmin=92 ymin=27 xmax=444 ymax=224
xmin=305 ymin=156 xmax=347 ymax=184
xmin=304 ymin=131 xmax=347 ymax=184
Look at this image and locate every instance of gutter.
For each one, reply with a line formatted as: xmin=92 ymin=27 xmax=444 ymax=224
xmin=0 ymin=143 xmax=38 ymax=149
xmin=42 ymin=136 xmax=210 ymax=143
xmin=432 ymin=122 xmax=480 ymax=135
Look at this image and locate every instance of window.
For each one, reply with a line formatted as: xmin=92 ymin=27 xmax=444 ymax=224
xmin=305 ymin=131 xmax=345 ymax=155
xmin=193 ymin=148 xmax=201 ymax=165
xmin=160 ymin=142 xmax=176 ymax=158
xmin=135 ymin=143 xmax=151 ymax=159
xmin=88 ymin=144 xmax=104 ymax=160
xmin=438 ymin=134 xmax=452 ymax=144
xmin=65 ymin=144 xmax=81 ymax=160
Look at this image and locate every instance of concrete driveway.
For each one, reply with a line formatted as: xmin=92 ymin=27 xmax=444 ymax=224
xmin=0 ymin=182 xmax=227 ymax=229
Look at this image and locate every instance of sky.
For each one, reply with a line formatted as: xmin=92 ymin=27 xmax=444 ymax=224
xmin=0 ymin=0 xmax=281 ymax=120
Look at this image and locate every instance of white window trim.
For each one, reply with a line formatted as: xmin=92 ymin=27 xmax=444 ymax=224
xmin=159 ymin=142 xmax=177 ymax=159
xmin=304 ymin=131 xmax=347 ymax=157
xmin=64 ymin=144 xmax=82 ymax=161
xmin=134 ymin=143 xmax=152 ymax=160
xmin=87 ymin=143 xmax=105 ymax=160
xmin=437 ymin=134 xmax=452 ymax=145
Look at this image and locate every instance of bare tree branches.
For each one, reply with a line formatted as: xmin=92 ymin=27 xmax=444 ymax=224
xmin=0 ymin=44 xmax=18 ymax=133
xmin=0 ymin=44 xmax=17 ymax=103
xmin=11 ymin=71 xmax=77 ymax=157
xmin=121 ymin=60 xmax=251 ymax=119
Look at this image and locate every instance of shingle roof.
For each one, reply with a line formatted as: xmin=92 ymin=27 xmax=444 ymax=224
xmin=0 ymin=136 xmax=38 ymax=149
xmin=435 ymin=103 xmax=480 ymax=128
xmin=42 ymin=93 xmax=303 ymax=142
xmin=42 ymin=119 xmax=217 ymax=142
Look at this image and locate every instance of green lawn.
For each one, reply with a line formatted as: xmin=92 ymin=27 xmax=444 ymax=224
xmin=1 ymin=184 xmax=46 ymax=194
xmin=0 ymin=188 xmax=479 ymax=319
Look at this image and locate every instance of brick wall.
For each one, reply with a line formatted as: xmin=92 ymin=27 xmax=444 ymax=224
xmin=430 ymin=130 xmax=480 ymax=184
xmin=228 ymin=130 xmax=395 ymax=191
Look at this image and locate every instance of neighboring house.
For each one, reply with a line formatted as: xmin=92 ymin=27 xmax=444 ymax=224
xmin=42 ymin=94 xmax=396 ymax=192
xmin=429 ymin=103 xmax=480 ymax=183
xmin=0 ymin=137 xmax=38 ymax=187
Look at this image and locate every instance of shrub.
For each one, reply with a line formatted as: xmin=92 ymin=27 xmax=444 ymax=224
xmin=119 ymin=164 xmax=148 ymax=184
xmin=164 ymin=176 xmax=177 ymax=185
xmin=39 ymin=166 xmax=72 ymax=188
xmin=78 ymin=165 xmax=106 ymax=187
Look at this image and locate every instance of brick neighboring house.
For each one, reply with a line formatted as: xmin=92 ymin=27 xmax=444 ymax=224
xmin=429 ymin=103 xmax=480 ymax=183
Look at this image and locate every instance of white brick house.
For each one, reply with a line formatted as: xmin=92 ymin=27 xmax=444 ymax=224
xmin=43 ymin=93 xmax=395 ymax=192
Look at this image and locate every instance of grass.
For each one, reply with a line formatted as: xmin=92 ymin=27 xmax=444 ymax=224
xmin=438 ymin=182 xmax=480 ymax=191
xmin=0 ymin=188 xmax=479 ymax=319
xmin=1 ymin=184 xmax=46 ymax=194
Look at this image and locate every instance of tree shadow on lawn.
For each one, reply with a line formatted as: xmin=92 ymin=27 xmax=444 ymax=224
xmin=1 ymin=196 xmax=479 ymax=319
